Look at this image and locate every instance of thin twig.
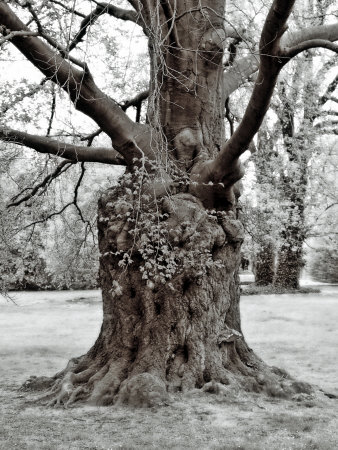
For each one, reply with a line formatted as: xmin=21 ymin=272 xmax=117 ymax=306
xmin=46 ymin=88 xmax=56 ymax=137
xmin=7 ymin=160 xmax=75 ymax=208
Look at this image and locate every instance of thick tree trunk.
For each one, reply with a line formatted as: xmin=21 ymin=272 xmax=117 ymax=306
xmin=21 ymin=0 xmax=312 ymax=406
xmin=254 ymin=242 xmax=275 ymax=286
xmin=24 ymin=184 xmax=311 ymax=406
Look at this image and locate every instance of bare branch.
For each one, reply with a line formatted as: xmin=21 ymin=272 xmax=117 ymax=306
xmin=80 ymin=128 xmax=103 ymax=145
xmin=282 ymin=39 xmax=338 ymax=59
xmin=0 ymin=29 xmax=37 ymax=44
xmin=7 ymin=160 xmax=75 ymax=208
xmin=22 ymin=161 xmax=92 ymax=232
xmin=23 ymin=201 xmax=73 ymax=229
xmin=72 ymin=162 xmax=93 ymax=235
xmin=69 ymin=1 xmax=143 ymax=50
xmin=224 ymin=23 xmax=338 ymax=98
xmin=319 ymin=73 xmax=338 ymax=106
xmin=121 ymin=90 xmax=149 ymax=111
xmin=160 ymin=0 xmax=181 ymax=48
xmin=210 ymin=0 xmax=296 ymax=184
xmin=0 ymin=127 xmax=126 ymax=165
xmin=48 ymin=0 xmax=86 ymax=18
xmin=46 ymin=88 xmax=56 ymax=136
xmin=23 ymin=1 xmax=88 ymax=69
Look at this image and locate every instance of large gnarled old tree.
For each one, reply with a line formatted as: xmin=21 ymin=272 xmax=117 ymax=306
xmin=1 ymin=0 xmax=338 ymax=406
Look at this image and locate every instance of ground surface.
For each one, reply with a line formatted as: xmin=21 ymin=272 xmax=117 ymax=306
xmin=0 ymin=281 xmax=337 ymax=449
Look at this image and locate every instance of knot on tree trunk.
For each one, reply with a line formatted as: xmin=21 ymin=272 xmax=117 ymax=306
xmin=200 ymin=28 xmax=226 ymax=63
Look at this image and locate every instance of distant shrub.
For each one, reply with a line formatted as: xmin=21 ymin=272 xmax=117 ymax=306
xmin=241 ymin=284 xmax=320 ymax=296
xmin=309 ymin=248 xmax=338 ymax=283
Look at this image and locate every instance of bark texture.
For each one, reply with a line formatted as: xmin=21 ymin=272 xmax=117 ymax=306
xmin=24 ymin=184 xmax=312 ymax=406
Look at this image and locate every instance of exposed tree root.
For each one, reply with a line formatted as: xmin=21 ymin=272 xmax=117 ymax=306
xmin=21 ymin=344 xmax=314 ymax=409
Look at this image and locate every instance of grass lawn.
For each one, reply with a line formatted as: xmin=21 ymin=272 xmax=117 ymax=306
xmin=0 ymin=287 xmax=337 ymax=450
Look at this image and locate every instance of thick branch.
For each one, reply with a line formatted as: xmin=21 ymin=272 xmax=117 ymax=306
xmin=281 ymin=23 xmax=338 ymax=49
xmin=0 ymin=2 xmax=152 ymax=164
xmin=224 ymin=22 xmax=338 ymax=99
xmin=329 ymin=96 xmax=338 ymax=104
xmin=211 ymin=0 xmax=296 ymax=183
xmin=121 ymin=90 xmax=149 ymax=111
xmin=282 ymin=39 xmax=338 ymax=58
xmin=0 ymin=127 xmax=126 ymax=165
xmin=215 ymin=6 xmax=338 ymax=185
xmin=223 ymin=55 xmax=259 ymax=99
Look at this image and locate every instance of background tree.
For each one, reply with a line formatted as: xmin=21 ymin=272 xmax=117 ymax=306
xmin=1 ymin=0 xmax=338 ymax=406
xmin=240 ymin=25 xmax=338 ymax=289
xmin=307 ymin=139 xmax=338 ymax=283
xmin=240 ymin=127 xmax=283 ymax=286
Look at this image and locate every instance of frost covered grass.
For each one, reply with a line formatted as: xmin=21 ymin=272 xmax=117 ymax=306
xmin=0 ymin=287 xmax=338 ymax=449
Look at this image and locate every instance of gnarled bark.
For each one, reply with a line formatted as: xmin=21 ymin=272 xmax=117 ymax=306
xmin=24 ymin=184 xmax=312 ymax=406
